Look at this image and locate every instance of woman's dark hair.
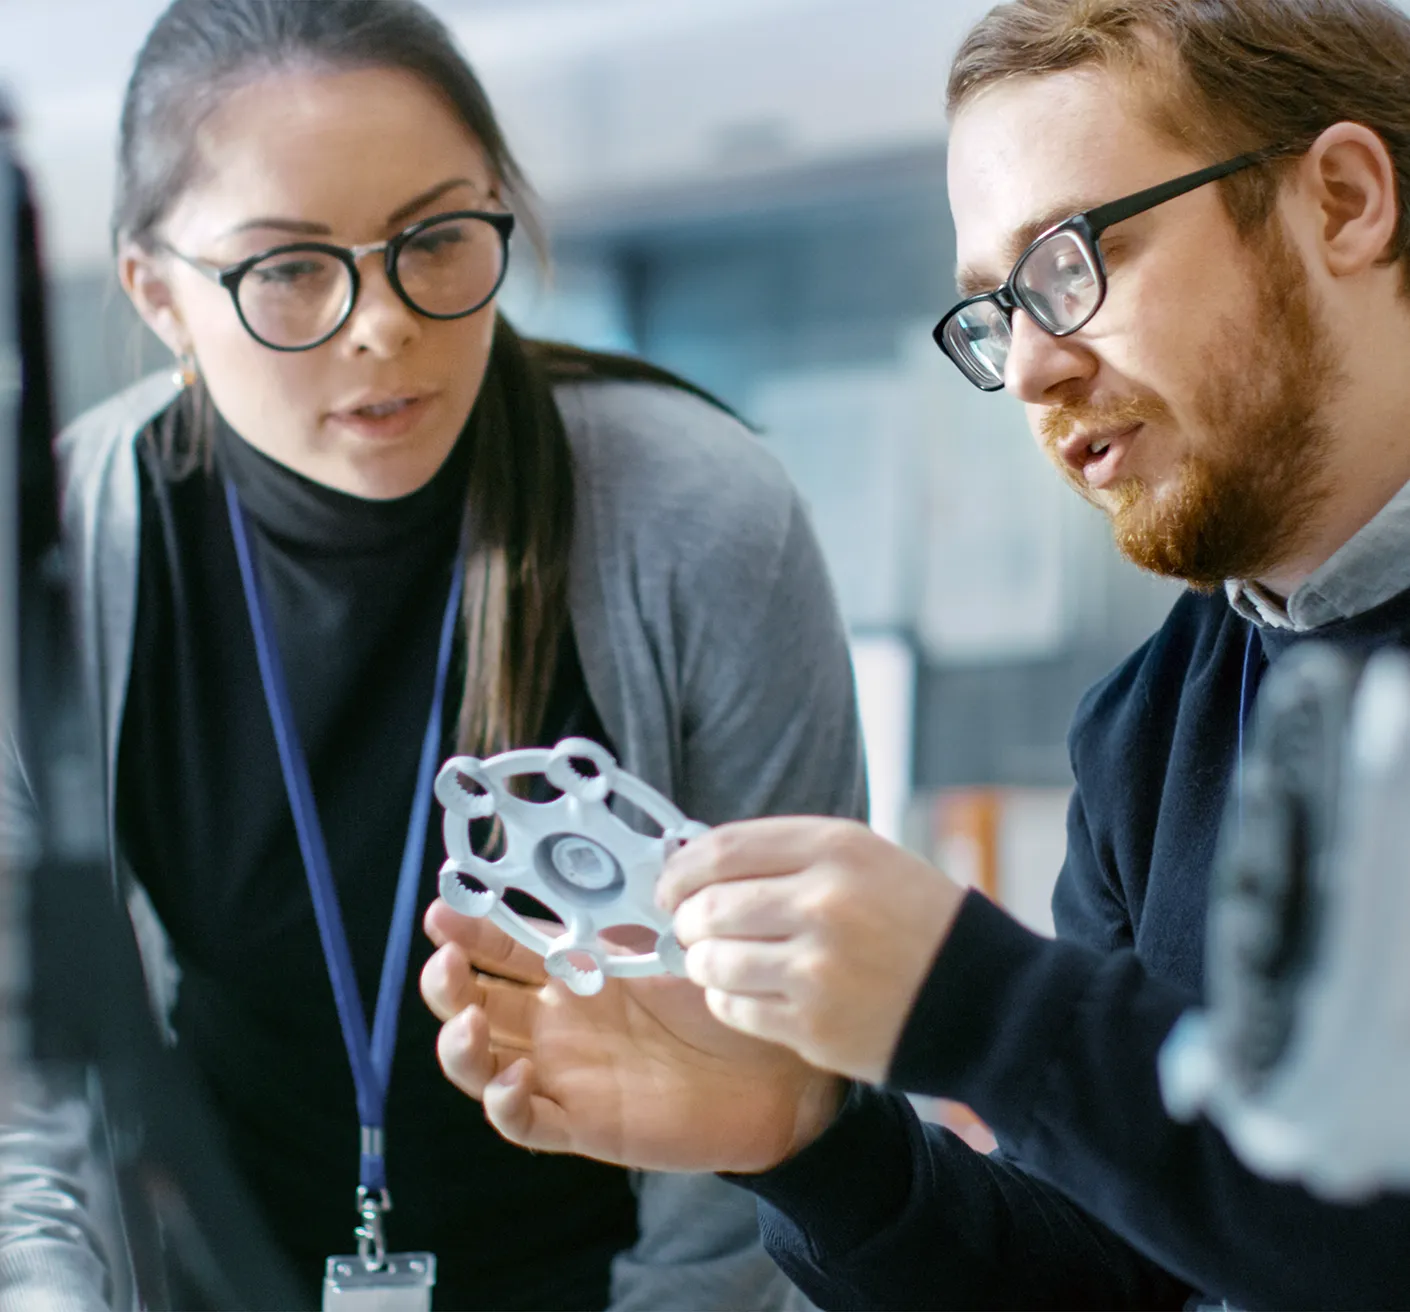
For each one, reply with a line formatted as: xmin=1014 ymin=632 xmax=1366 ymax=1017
xmin=116 ymin=0 xmax=733 ymax=757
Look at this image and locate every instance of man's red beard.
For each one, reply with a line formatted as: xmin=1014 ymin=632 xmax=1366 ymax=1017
xmin=1041 ymin=221 xmax=1340 ymax=590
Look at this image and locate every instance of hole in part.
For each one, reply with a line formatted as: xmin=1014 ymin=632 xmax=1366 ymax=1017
xmin=564 ymin=949 xmax=600 ymax=975
xmin=503 ymin=888 xmax=565 ymax=928
xmin=467 ymin=815 xmax=504 ymax=860
xmin=505 ymin=770 xmax=542 ymax=794
xmin=507 ymin=770 xmax=565 ymax=806
xmin=554 ymin=753 xmax=612 ymax=805
xmin=603 ymin=798 xmax=664 ymax=839
xmin=453 ymin=871 xmax=489 ymax=897
xmin=454 ymin=771 xmax=489 ymax=800
xmin=600 ymin=924 xmax=661 ymax=955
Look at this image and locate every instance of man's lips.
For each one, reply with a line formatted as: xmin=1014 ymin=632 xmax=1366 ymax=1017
xmin=1056 ymin=422 xmax=1144 ymax=488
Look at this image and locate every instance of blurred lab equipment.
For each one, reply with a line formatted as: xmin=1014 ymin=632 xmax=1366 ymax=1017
xmin=1162 ymin=640 xmax=1410 ymax=1201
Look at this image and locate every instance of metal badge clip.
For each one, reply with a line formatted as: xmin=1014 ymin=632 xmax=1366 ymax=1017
xmin=355 ymin=1186 xmax=391 ymax=1271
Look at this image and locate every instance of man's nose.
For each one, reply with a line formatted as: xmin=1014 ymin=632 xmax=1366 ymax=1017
xmin=1003 ymin=309 xmax=1096 ymax=403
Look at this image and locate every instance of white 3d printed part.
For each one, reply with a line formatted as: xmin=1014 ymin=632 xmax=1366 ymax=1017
xmin=434 ymin=738 xmax=706 ymax=996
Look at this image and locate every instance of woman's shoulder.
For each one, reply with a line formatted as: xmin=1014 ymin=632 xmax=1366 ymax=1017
xmin=57 ymin=372 xmax=179 ymax=489
xmin=554 ymin=378 xmax=799 ymax=543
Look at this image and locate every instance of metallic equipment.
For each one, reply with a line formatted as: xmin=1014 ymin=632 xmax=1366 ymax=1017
xmin=1162 ymin=642 xmax=1410 ymax=1201
xmin=0 ymin=96 xmax=301 ymax=1309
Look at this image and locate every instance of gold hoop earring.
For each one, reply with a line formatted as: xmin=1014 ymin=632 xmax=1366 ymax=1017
xmin=171 ymin=352 xmax=198 ymax=389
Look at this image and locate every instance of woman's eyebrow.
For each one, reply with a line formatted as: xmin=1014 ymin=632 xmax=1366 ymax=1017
xmin=217 ymin=178 xmax=484 ymax=242
xmin=385 ymin=177 xmax=482 ymax=225
xmin=223 ymin=215 xmax=332 ymax=238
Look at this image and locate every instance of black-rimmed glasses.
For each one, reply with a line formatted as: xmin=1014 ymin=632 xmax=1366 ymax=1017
xmin=163 ymin=209 xmax=515 ymax=352
xmin=934 ymin=147 xmax=1294 ymax=391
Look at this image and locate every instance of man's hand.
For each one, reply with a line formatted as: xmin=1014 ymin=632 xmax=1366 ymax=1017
xmin=420 ymin=900 xmax=845 ymax=1174
xmin=658 ymin=818 xmax=966 ymax=1084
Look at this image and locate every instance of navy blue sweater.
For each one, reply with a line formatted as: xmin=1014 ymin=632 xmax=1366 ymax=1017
xmin=735 ymin=586 xmax=1410 ymax=1310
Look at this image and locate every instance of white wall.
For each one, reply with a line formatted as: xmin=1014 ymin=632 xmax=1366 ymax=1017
xmin=8 ymin=0 xmax=1410 ymax=274
xmin=1 ymin=0 xmax=995 ymax=274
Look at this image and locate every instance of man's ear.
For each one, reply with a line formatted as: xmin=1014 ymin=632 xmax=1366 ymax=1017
xmin=1299 ymin=122 xmax=1400 ymax=280
xmin=118 ymin=242 xmax=191 ymax=356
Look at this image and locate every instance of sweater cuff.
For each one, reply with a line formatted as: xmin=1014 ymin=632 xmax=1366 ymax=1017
xmin=886 ymin=889 xmax=1096 ymax=1118
xmin=723 ymin=1083 xmax=920 ymax=1257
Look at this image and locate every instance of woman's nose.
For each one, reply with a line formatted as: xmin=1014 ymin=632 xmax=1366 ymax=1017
xmin=343 ymin=257 xmax=419 ymax=358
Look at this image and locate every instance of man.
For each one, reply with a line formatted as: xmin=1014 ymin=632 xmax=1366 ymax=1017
xmin=421 ymin=1 xmax=1410 ymax=1305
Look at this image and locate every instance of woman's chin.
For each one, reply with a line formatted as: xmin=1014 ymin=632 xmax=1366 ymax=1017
xmin=314 ymin=425 xmax=462 ymax=500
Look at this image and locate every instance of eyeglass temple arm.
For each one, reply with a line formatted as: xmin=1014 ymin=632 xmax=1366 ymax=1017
xmin=1083 ymin=146 xmax=1293 ymax=238
xmin=158 ymin=243 xmax=228 ymax=286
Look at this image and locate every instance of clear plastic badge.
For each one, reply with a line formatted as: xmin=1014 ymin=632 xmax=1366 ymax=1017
xmin=321 ymin=1253 xmax=436 ymax=1312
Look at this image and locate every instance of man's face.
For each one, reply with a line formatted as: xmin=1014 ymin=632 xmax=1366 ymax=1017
xmin=947 ymin=67 xmax=1340 ymax=587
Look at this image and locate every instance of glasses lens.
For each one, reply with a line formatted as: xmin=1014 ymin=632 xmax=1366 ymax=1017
xmin=237 ymin=248 xmax=352 ymax=349
xmin=939 ymin=299 xmax=1011 ymax=389
xmin=394 ymin=215 xmax=507 ymax=318
xmin=1014 ymin=230 xmax=1101 ymax=334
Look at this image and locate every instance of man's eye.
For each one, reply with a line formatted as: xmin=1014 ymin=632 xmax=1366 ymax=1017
xmin=1053 ymin=259 xmax=1093 ymax=285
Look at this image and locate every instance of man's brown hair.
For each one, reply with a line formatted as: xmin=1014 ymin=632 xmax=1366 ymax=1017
xmin=948 ymin=0 xmax=1410 ymax=292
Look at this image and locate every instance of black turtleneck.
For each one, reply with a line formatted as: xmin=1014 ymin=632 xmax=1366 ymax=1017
xmin=116 ymin=409 xmax=637 ymax=1311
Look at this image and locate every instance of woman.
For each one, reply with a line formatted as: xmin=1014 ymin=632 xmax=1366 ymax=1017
xmin=5 ymin=0 xmax=867 ymax=1308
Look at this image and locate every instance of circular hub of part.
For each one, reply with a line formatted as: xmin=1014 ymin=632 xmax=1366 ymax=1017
xmin=539 ymin=833 xmax=625 ymax=897
xmin=434 ymin=737 xmax=706 ymax=996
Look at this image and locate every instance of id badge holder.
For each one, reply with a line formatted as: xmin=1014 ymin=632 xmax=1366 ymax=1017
xmin=323 ymin=1188 xmax=436 ymax=1311
xmin=322 ymin=1253 xmax=436 ymax=1312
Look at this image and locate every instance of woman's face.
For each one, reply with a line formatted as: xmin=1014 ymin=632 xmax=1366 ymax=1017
xmin=123 ymin=66 xmax=504 ymax=500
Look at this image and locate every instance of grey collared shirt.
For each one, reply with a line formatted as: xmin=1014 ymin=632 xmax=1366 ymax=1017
xmin=1226 ymin=479 xmax=1410 ymax=630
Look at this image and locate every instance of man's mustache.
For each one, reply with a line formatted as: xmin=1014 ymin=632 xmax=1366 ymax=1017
xmin=1040 ymin=395 xmax=1170 ymax=453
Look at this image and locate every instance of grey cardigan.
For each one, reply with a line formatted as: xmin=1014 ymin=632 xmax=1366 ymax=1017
xmin=1 ymin=372 xmax=868 ymax=1310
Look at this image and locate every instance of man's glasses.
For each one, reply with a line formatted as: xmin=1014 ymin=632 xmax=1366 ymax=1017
xmin=162 ymin=209 xmax=515 ymax=352
xmin=934 ymin=147 xmax=1293 ymax=391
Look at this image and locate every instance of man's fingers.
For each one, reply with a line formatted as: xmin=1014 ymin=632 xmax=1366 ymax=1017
xmin=424 ymin=898 xmax=550 ymax=985
xmin=684 ymin=937 xmax=795 ymax=999
xmin=673 ymin=874 xmax=813 ymax=945
xmin=658 ymin=817 xmax=859 ymax=913
xmin=703 ymin=987 xmax=798 ymax=1050
xmin=482 ymin=1060 xmax=574 ymax=1154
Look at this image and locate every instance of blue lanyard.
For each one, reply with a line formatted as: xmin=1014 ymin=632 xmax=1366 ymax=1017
xmin=1237 ymin=624 xmax=1266 ymax=824
xmin=224 ymin=479 xmax=463 ymax=1196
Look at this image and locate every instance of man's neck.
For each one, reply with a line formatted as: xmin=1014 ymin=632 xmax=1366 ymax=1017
xmin=1256 ymin=470 xmax=1409 ymax=598
xmin=1257 ymin=377 xmax=1410 ymax=598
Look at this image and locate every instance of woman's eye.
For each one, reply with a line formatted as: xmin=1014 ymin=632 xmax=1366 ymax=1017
xmin=251 ymin=259 xmax=326 ymax=285
xmin=406 ymin=229 xmax=466 ymax=257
